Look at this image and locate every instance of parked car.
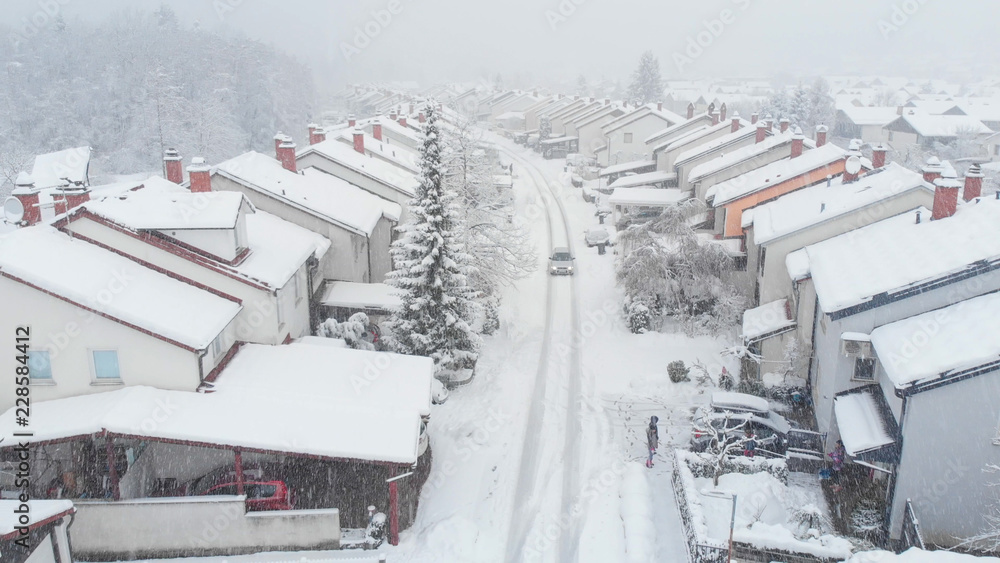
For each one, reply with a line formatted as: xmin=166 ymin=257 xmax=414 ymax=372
xmin=200 ymin=480 xmax=295 ymax=511
xmin=548 ymin=247 xmax=575 ymax=275
xmin=690 ymin=392 xmax=793 ymax=458
xmin=584 ymin=227 xmax=611 ymax=248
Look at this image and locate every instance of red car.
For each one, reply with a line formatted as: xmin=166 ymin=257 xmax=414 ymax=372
xmin=200 ymin=480 xmax=295 ymax=511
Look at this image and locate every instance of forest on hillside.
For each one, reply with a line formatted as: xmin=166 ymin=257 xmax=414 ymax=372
xmin=0 ymin=5 xmax=316 ymax=188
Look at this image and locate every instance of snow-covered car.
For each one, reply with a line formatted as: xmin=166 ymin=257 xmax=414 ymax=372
xmin=689 ymin=392 xmax=793 ymax=458
xmin=431 ymin=378 xmax=449 ymax=404
xmin=584 ymin=227 xmax=611 ymax=247
xmin=548 ymin=247 xmax=575 ymax=275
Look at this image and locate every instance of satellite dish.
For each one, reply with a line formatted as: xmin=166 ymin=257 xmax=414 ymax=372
xmin=845 ymin=156 xmax=862 ymax=175
xmin=3 ymin=197 xmax=24 ymax=223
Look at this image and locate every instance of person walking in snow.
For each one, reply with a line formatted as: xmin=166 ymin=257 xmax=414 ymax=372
xmin=646 ymin=416 xmax=659 ymax=468
xmin=743 ymin=427 xmax=757 ymax=458
xmin=829 ymin=440 xmax=847 ymax=492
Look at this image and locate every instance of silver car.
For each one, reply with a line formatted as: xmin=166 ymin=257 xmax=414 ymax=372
xmin=549 ymin=247 xmax=575 ymax=275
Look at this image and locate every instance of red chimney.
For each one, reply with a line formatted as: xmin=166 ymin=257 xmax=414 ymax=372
xmin=755 ymin=122 xmax=767 ymax=143
xmin=353 ymin=129 xmax=365 ymax=154
xmin=605 ymin=98 xmax=610 ymax=106
xmin=922 ymin=157 xmax=943 ymax=184
xmin=931 ymin=178 xmax=961 ymax=220
xmin=56 ymin=186 xmax=90 ymax=214
xmin=398 ymin=116 xmax=407 ymax=128
xmin=764 ymin=116 xmax=773 ymax=132
xmin=687 ymin=103 xmax=695 ymax=119
xmin=188 ymin=158 xmax=212 ymax=193
xmin=277 ymin=140 xmax=297 ymax=173
xmin=871 ymin=144 xmax=888 ymax=168
xmin=731 ymin=111 xmax=741 ymax=133
xmin=791 ymin=129 xmax=804 ymax=158
xmin=751 ymin=112 xmax=759 ymax=124
xmin=418 ymin=112 xmax=426 ymax=124
xmin=309 ymin=126 xmax=326 ymax=145
xmin=657 ymin=102 xmax=662 ymax=112
xmin=711 ymin=112 xmax=719 ymax=126
xmin=389 ymin=110 xmax=397 ymax=122
xmin=815 ymin=125 xmax=828 ymax=147
xmin=719 ymin=103 xmax=727 ymax=121
xmin=779 ymin=118 xmax=790 ymax=133
xmin=274 ymin=132 xmax=286 ymax=155
xmin=164 ymin=148 xmax=183 ymax=184
xmin=964 ymin=163 xmax=984 ymax=201
xmin=12 ymin=175 xmax=40 ymax=225
xmin=372 ymin=120 xmax=383 ymax=141
xmin=348 ymin=115 xmax=357 ymax=127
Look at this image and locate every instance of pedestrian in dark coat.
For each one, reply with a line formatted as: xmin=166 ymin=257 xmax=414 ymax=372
xmin=646 ymin=416 xmax=659 ymax=468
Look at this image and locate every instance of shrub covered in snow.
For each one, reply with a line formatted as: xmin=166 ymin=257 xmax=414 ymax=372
xmin=627 ymin=301 xmax=652 ymax=334
xmin=679 ymin=449 xmax=789 ymax=485
xmin=668 ymin=360 xmax=691 ymax=383
xmin=317 ymin=312 xmax=376 ymax=351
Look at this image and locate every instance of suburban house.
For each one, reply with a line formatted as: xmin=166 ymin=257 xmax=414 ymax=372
xmin=882 ymin=111 xmax=993 ymax=149
xmin=550 ymin=100 xmax=603 ymax=137
xmin=685 ymin=127 xmax=810 ymax=200
xmin=653 ymin=113 xmax=749 ymax=172
xmin=358 ymin=116 xmax=423 ymax=152
xmin=295 ymin=133 xmax=419 ymax=224
xmin=644 ymin=111 xmax=716 ymax=164
xmin=573 ymin=104 xmax=626 ymax=158
xmin=671 ymin=117 xmax=769 ymax=193
xmin=707 ymin=139 xmax=849 ymax=238
xmin=740 ymin=162 xmax=935 ymax=379
xmin=0 ymin=340 xmax=435 ymax=556
xmin=0 ymin=499 xmax=75 ymax=563
xmin=0 ymin=225 xmax=243 ymax=411
xmin=597 ymin=160 xmax=657 ymax=189
xmin=596 ymin=104 xmax=685 ymax=167
xmin=490 ymin=91 xmax=543 ymax=121
xmin=211 ymin=149 xmax=401 ymax=284
xmin=835 ymin=106 xmax=900 ymax=144
xmin=524 ymin=96 xmax=572 ymax=131
xmin=59 ymin=186 xmax=330 ymax=344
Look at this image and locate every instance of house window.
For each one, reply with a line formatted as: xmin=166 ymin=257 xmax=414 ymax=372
xmin=294 ymin=270 xmax=303 ymax=304
xmin=91 ymin=350 xmax=122 ymax=382
xmin=853 ymin=357 xmax=877 ymax=381
xmin=888 ymin=131 xmax=894 ymax=142
xmin=276 ymin=297 xmax=285 ymax=328
xmin=211 ymin=334 xmax=224 ymax=358
xmin=624 ymin=133 xmax=633 ymax=144
xmin=27 ymin=351 xmax=53 ymax=383
xmin=759 ymin=247 xmax=767 ymax=275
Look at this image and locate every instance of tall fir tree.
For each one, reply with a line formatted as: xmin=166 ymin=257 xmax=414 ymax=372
xmin=627 ymin=51 xmax=664 ymax=105
xmin=386 ymin=105 xmax=481 ymax=374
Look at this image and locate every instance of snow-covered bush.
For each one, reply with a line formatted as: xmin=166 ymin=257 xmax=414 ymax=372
xmin=850 ymin=497 xmax=885 ymax=544
xmin=680 ymin=450 xmax=789 ymax=485
xmin=627 ymin=301 xmax=652 ymax=334
xmin=317 ymin=313 xmax=375 ymax=351
xmin=719 ymin=367 xmax=736 ymax=391
xmin=668 ymin=360 xmax=691 ymax=383
xmin=790 ymin=504 xmax=833 ymax=540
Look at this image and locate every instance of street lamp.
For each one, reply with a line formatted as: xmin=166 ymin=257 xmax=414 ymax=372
xmin=702 ymin=488 xmax=738 ymax=563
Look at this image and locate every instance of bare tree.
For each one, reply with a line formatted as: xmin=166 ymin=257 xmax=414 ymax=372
xmin=692 ymin=412 xmax=750 ymax=486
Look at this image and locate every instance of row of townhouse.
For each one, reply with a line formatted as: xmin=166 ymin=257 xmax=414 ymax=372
xmin=0 ymin=107 xmax=439 ymax=559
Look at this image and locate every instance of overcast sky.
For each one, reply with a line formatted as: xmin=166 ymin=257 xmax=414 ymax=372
xmin=5 ymin=0 xmax=999 ymax=89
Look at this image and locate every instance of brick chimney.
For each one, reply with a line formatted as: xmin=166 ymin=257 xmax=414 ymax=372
xmin=687 ymin=103 xmax=695 ymax=119
xmin=871 ymin=144 xmax=888 ymax=168
xmin=711 ymin=111 xmax=719 ymax=126
xmin=277 ymin=139 xmax=297 ymax=173
xmin=764 ymin=114 xmax=774 ymax=132
xmin=308 ymin=124 xmax=326 ymax=145
xmin=756 ymin=121 xmax=768 ymax=143
xmin=389 ymin=109 xmax=397 ymax=122
xmin=353 ymin=128 xmax=365 ymax=154
xmin=657 ymin=102 xmax=663 ymax=112
xmin=188 ymin=157 xmax=212 ymax=193
xmin=932 ymin=178 xmax=961 ymax=220
xmin=922 ymin=156 xmax=943 ymax=184
xmin=720 ymin=103 xmax=727 ymax=121
xmin=418 ymin=112 xmax=426 ymax=124
xmin=605 ymin=98 xmax=610 ymax=106
xmin=348 ymin=115 xmax=357 ymax=127
xmin=964 ymin=163 xmax=984 ymax=201
xmin=731 ymin=111 xmax=741 ymax=133
xmin=164 ymin=148 xmax=183 ymax=184
xmin=815 ymin=125 xmax=828 ymax=147
xmin=559 ymin=93 xmax=565 ymax=100
xmin=274 ymin=132 xmax=286 ymax=155
xmin=372 ymin=120 xmax=383 ymax=141
xmin=791 ymin=127 xmax=804 ymax=158
xmin=12 ymin=174 xmax=40 ymax=225
xmin=54 ymin=185 xmax=90 ymax=214
xmin=398 ymin=116 xmax=407 ymax=128
xmin=751 ymin=112 xmax=759 ymax=124
xmin=779 ymin=118 xmax=790 ymax=133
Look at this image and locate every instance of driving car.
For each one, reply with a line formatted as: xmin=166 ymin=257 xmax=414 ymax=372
xmin=549 ymin=247 xmax=575 ymax=275
xmin=199 ymin=480 xmax=295 ymax=511
xmin=689 ymin=392 xmax=793 ymax=458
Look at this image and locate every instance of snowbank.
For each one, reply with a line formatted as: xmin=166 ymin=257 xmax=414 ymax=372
xmin=619 ymin=462 xmax=656 ymax=561
xmin=845 ymin=548 xmax=1000 ymax=562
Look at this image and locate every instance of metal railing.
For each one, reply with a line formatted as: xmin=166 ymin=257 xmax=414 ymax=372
xmin=901 ymin=499 xmax=926 ymax=550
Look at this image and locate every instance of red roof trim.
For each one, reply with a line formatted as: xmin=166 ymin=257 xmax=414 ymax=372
xmin=201 ymin=341 xmax=245 ymax=386
xmin=0 ymin=271 xmax=201 ymax=353
xmin=0 ymin=507 xmax=75 ymax=540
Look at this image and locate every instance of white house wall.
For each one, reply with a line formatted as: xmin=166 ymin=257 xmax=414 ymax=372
xmin=161 ymin=228 xmax=240 ymax=263
xmin=296 ymin=152 xmax=412 ymax=225
xmin=604 ymin=117 xmax=671 ymax=167
xmin=0 ymin=277 xmax=203 ymax=411
xmin=691 ymin=143 xmax=793 ymax=201
xmin=675 ymin=135 xmax=758 ymax=193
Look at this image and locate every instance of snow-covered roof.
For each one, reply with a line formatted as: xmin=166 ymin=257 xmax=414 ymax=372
xmin=838 ymin=106 xmax=900 ymax=126
xmin=833 ymin=390 xmax=895 ymax=456
xmin=320 ymin=281 xmax=402 ymax=310
xmin=602 ymin=104 xmax=682 ymax=134
xmin=871 ymin=291 xmax=1000 ymax=388
xmin=688 ymin=132 xmax=796 ymax=183
xmin=888 ymin=113 xmax=993 ymax=137
xmin=742 ymin=299 xmax=795 ymax=341
xmin=496 ymin=111 xmax=525 ymax=120
xmin=800 ymin=198 xmax=1000 ymax=314
xmin=650 ymin=124 xmax=710 ymax=152
xmin=643 ymin=112 xmax=708 ymax=145
xmin=540 ymin=135 xmax=578 ymax=146
xmin=599 ymin=160 xmax=656 ymax=178
xmin=297 ymin=139 xmax=420 ymax=197
xmin=655 ymin=118 xmax=750 ymax=155
xmin=608 ymin=170 xmax=676 ymax=189
xmin=335 ymin=130 xmax=419 ymax=173
xmin=608 ymin=187 xmax=688 ymax=206
xmin=30 ymin=147 xmax=91 ymax=189
xmin=673 ymin=126 xmax=759 ymax=167
xmin=214 ymin=152 xmax=398 ymax=236
xmin=83 ymin=190 xmax=249 ymax=230
xmin=785 ymin=249 xmax=811 ymax=281
xmin=0 ymin=226 xmax=241 ymax=350
xmin=239 ymin=211 xmax=331 ymax=288
xmin=751 ymin=163 xmax=932 ymax=245
xmin=0 ymin=500 xmax=73 ymax=537
xmin=709 ymin=144 xmax=848 ymax=206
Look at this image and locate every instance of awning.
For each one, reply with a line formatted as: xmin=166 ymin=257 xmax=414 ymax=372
xmin=833 ymin=386 xmax=900 ymax=463
xmin=540 ymin=135 xmax=578 ymax=146
xmin=320 ymin=281 xmax=401 ymax=311
xmin=742 ymin=299 xmax=795 ymax=342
